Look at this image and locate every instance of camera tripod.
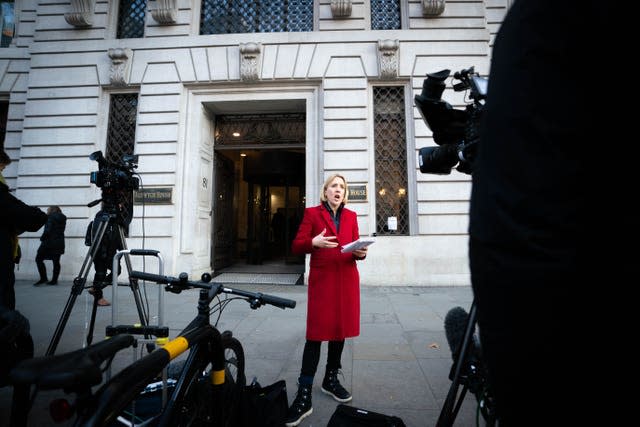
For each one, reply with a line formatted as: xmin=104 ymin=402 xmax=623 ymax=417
xmin=436 ymin=300 xmax=496 ymax=427
xmin=46 ymin=210 xmax=149 ymax=356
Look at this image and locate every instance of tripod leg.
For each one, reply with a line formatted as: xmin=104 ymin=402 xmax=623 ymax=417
xmin=436 ymin=300 xmax=478 ymax=427
xmin=86 ymin=287 xmax=103 ymax=346
xmin=46 ymin=218 xmax=111 ymax=356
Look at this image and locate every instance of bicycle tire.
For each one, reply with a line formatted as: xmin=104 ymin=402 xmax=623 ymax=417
xmin=166 ymin=336 xmax=246 ymax=385
xmin=222 ymin=335 xmax=246 ymax=388
xmin=168 ymin=336 xmax=246 ymax=427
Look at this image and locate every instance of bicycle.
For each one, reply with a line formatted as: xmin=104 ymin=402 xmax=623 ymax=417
xmin=8 ymin=270 xmax=296 ymax=426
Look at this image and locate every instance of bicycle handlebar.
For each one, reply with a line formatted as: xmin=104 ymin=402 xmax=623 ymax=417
xmin=129 ymin=270 xmax=296 ymax=310
xmin=222 ymin=286 xmax=297 ymax=310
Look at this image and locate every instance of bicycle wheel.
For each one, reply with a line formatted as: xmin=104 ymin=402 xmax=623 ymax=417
xmin=168 ymin=337 xmax=246 ymax=427
xmin=222 ymin=335 xmax=246 ymax=388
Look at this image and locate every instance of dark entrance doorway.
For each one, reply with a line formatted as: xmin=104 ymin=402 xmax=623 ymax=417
xmin=244 ymin=151 xmax=305 ymax=265
xmin=211 ymin=112 xmax=306 ymax=273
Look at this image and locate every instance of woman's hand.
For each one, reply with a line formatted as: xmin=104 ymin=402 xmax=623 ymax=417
xmin=312 ymin=228 xmax=338 ymax=248
xmin=353 ymin=247 xmax=368 ymax=258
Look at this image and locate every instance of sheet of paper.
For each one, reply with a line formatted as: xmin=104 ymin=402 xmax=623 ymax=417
xmin=341 ymin=238 xmax=375 ymax=253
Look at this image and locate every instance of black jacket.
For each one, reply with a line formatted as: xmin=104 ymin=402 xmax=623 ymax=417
xmin=1 ymin=181 xmax=47 ymax=263
xmin=38 ymin=211 xmax=67 ymax=257
xmin=0 ymin=182 xmax=47 ymax=235
xmin=1 ymin=181 xmax=47 ymax=308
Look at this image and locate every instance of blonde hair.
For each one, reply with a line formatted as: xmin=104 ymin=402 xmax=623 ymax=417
xmin=320 ymin=174 xmax=348 ymax=204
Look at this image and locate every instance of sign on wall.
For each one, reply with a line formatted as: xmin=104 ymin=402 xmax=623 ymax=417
xmin=134 ymin=188 xmax=172 ymax=205
xmin=349 ymin=185 xmax=367 ymax=202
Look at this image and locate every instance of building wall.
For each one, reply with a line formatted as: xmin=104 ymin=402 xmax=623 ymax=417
xmin=3 ymin=0 xmax=511 ymax=286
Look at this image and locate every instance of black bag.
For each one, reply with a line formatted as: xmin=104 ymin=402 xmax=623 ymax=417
xmin=327 ymin=404 xmax=406 ymax=427
xmin=239 ymin=379 xmax=289 ymax=427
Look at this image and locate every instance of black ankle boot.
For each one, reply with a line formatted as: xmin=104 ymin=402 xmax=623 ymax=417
xmin=321 ymin=369 xmax=352 ymax=402
xmin=33 ymin=279 xmax=47 ymax=286
xmin=285 ymin=383 xmax=313 ymax=427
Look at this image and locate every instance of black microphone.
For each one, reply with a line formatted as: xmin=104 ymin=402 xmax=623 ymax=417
xmin=444 ymin=306 xmax=470 ymax=361
xmin=444 ymin=306 xmax=482 ymax=364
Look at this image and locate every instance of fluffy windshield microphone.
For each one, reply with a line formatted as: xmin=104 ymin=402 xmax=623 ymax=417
xmin=444 ymin=306 xmax=470 ymax=361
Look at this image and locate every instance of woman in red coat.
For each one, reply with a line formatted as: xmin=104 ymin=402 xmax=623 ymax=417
xmin=285 ymin=174 xmax=368 ymax=427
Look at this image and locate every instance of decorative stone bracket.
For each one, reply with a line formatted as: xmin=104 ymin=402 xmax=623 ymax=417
xmin=65 ymin=0 xmax=95 ymax=27
xmin=240 ymin=42 xmax=262 ymax=82
xmin=377 ymin=39 xmax=399 ymax=80
xmin=151 ymin=0 xmax=178 ymax=24
xmin=331 ymin=0 xmax=352 ymax=18
xmin=422 ymin=0 xmax=446 ymax=16
xmin=108 ymin=48 xmax=133 ymax=87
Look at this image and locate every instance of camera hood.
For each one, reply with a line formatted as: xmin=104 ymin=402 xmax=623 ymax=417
xmin=414 ymin=96 xmax=467 ymax=146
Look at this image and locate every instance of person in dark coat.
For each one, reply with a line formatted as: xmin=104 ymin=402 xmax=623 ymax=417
xmin=0 ymin=149 xmax=47 ymax=309
xmin=0 ymin=304 xmax=34 ymax=426
xmin=83 ymin=209 xmax=124 ymax=307
xmin=468 ymin=1 xmax=627 ymax=425
xmin=285 ymin=174 xmax=368 ymax=427
xmin=34 ymin=206 xmax=67 ymax=285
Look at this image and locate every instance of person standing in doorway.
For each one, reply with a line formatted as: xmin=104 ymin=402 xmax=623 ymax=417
xmin=285 ymin=174 xmax=368 ymax=427
xmin=34 ymin=206 xmax=67 ymax=286
xmin=271 ymin=207 xmax=286 ymax=243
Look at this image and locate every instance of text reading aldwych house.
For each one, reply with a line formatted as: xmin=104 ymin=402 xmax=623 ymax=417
xmin=2 ymin=1 xmax=511 ymax=286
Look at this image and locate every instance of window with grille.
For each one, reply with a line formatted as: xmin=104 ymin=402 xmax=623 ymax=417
xmin=117 ymin=0 xmax=146 ymax=39
xmin=200 ymin=0 xmax=313 ymax=35
xmin=106 ymin=94 xmax=138 ymax=163
xmin=105 ymin=93 xmax=138 ymax=227
xmin=374 ymin=86 xmax=409 ymax=235
xmin=371 ymin=0 xmax=401 ymax=30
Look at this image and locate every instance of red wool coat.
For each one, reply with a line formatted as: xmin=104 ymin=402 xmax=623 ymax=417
xmin=291 ymin=204 xmax=362 ymax=341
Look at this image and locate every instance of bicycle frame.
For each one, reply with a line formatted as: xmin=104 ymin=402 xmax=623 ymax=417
xmin=80 ymin=324 xmax=225 ymax=426
xmin=78 ymin=284 xmax=234 ymax=427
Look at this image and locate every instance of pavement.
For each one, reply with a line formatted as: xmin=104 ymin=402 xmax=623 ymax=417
xmin=1 ymin=278 xmax=480 ymax=427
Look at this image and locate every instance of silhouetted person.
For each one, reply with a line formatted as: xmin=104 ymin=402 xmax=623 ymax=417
xmin=1 ymin=149 xmax=47 ymax=310
xmin=271 ymin=208 xmax=285 ymax=243
xmin=34 ymin=206 xmax=66 ymax=286
xmin=469 ymin=1 xmax=626 ymax=425
xmin=84 ymin=210 xmax=123 ymax=307
xmin=0 ymin=305 xmax=33 ymax=426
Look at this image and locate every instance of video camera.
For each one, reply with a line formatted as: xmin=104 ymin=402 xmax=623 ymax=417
xmin=88 ymin=150 xmax=139 ymax=226
xmin=89 ymin=150 xmax=139 ymax=191
xmin=414 ymin=67 xmax=487 ymax=175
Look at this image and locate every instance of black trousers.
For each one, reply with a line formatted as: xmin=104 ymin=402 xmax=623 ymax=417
xmin=35 ymin=253 xmax=61 ymax=281
xmin=300 ymin=339 xmax=345 ymax=379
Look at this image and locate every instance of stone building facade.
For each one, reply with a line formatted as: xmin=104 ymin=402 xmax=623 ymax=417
xmin=2 ymin=0 xmax=510 ymax=286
